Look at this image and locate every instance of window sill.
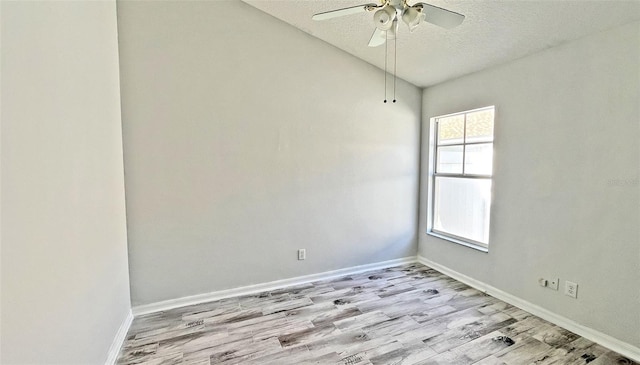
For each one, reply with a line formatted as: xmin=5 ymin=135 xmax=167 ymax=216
xmin=426 ymin=231 xmax=489 ymax=253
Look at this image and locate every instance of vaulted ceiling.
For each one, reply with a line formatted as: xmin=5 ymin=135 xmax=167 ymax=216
xmin=242 ymin=0 xmax=640 ymax=87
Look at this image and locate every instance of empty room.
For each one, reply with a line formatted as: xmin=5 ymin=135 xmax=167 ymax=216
xmin=1 ymin=0 xmax=639 ymax=364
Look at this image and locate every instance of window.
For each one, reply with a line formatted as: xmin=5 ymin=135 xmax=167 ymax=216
xmin=428 ymin=106 xmax=495 ymax=250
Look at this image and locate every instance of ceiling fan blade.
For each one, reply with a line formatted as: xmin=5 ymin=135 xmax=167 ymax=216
xmin=312 ymin=3 xmax=378 ymax=21
xmin=417 ymin=3 xmax=465 ymax=29
xmin=368 ymin=28 xmax=386 ymax=47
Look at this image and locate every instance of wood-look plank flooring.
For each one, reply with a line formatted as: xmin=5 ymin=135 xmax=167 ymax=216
xmin=117 ymin=264 xmax=637 ymax=365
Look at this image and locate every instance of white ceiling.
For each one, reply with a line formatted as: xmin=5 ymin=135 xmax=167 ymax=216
xmin=242 ymin=0 xmax=640 ymax=87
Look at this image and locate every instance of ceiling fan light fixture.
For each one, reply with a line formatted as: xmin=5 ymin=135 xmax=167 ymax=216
xmin=402 ymin=6 xmax=422 ymax=32
xmin=373 ymin=5 xmax=396 ymax=31
xmin=311 ymin=1 xmax=466 ymax=103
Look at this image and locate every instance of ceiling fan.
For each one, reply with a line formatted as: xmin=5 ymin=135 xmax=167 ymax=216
xmin=312 ymin=0 xmax=465 ymax=47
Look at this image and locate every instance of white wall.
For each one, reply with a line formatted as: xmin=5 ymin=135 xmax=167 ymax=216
xmin=419 ymin=21 xmax=640 ymax=348
xmin=117 ymin=0 xmax=422 ymax=306
xmin=1 ymin=1 xmax=131 ymax=363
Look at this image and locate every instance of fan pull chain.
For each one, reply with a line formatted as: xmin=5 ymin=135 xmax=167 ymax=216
xmin=382 ymin=30 xmax=397 ymax=104
xmin=384 ymin=39 xmax=388 ymax=103
xmin=393 ymin=35 xmax=397 ymax=103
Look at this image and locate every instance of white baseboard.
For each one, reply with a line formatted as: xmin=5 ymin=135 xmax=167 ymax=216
xmin=417 ymin=255 xmax=640 ymax=362
xmin=132 ymin=256 xmax=417 ymax=316
xmin=104 ymin=309 xmax=133 ymax=365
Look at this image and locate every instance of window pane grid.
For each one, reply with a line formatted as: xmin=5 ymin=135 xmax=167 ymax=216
xmin=434 ymin=174 xmax=491 ymax=179
xmin=436 ymin=141 xmax=493 ymax=147
xmin=435 ymin=110 xmax=493 ymax=177
xmin=461 ymin=112 xmax=467 ymax=175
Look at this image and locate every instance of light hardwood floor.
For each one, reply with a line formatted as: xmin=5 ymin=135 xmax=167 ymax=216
xmin=117 ymin=263 xmax=637 ymax=365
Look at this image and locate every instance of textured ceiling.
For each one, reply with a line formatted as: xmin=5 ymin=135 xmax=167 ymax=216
xmin=242 ymin=0 xmax=640 ymax=87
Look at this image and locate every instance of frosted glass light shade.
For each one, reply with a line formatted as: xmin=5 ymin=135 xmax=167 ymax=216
xmin=374 ymin=5 xmax=396 ymax=31
xmin=402 ymin=7 xmax=422 ymax=32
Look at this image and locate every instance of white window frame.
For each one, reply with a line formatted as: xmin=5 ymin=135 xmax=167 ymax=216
xmin=426 ymin=106 xmax=495 ymax=252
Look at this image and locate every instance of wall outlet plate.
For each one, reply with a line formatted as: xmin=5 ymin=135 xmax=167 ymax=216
xmin=297 ymin=249 xmax=306 ymax=260
xmin=565 ymin=281 xmax=578 ymax=298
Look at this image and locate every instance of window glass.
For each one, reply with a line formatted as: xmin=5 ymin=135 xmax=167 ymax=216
xmin=436 ymin=145 xmax=463 ymax=174
xmin=464 ymin=143 xmax=493 ymax=175
xmin=434 ymin=177 xmax=492 ymax=244
xmin=465 ymin=108 xmax=494 ymax=143
xmin=437 ymin=114 xmax=464 ymax=145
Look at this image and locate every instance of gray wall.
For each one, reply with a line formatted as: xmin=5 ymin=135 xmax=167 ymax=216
xmin=1 ymin=1 xmax=131 ymax=363
xmin=117 ymin=0 xmax=422 ymax=306
xmin=419 ymin=21 xmax=640 ymax=348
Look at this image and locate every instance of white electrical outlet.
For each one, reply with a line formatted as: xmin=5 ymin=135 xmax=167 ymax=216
xmin=565 ymin=281 xmax=578 ymax=298
xmin=297 ymin=249 xmax=306 ymax=260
